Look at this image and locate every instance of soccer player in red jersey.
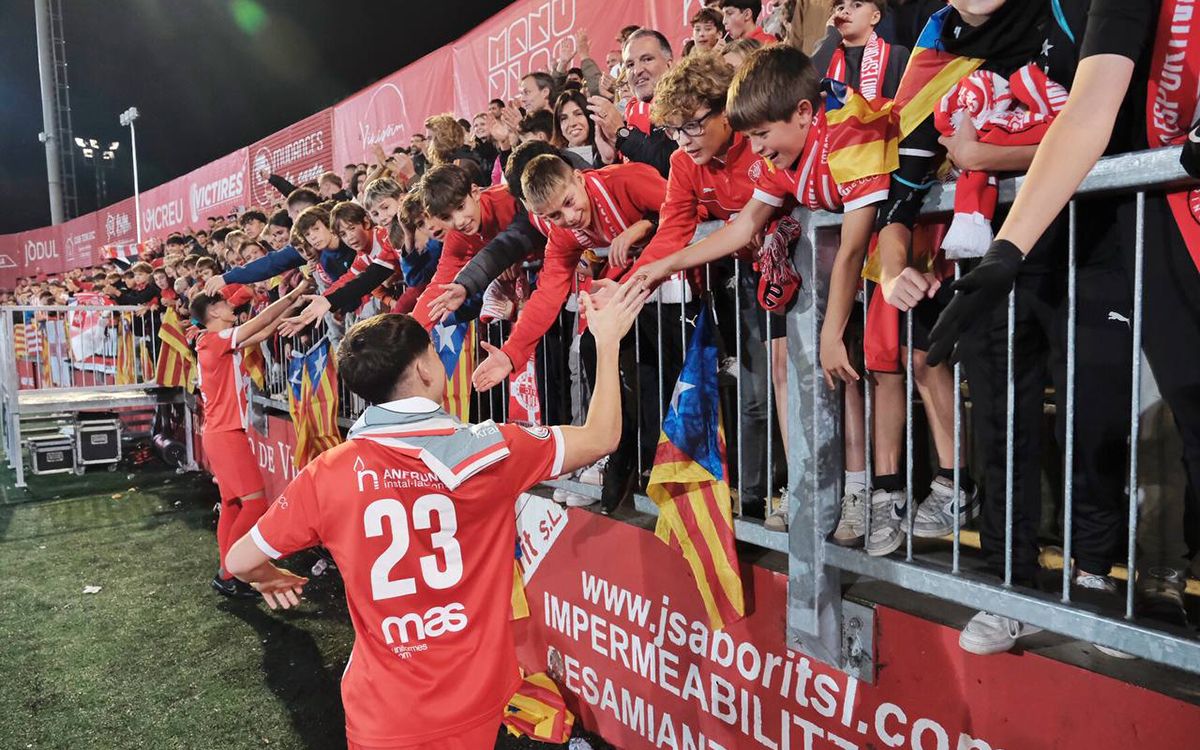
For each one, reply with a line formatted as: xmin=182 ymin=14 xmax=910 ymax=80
xmin=190 ymin=280 xmax=309 ymax=598
xmin=410 ymin=165 xmax=519 ymax=329
xmin=225 ymin=284 xmax=649 ymax=750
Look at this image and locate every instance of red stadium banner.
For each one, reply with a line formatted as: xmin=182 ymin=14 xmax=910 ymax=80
xmin=137 ymin=180 xmax=188 ymax=238
xmin=61 ymin=213 xmax=100 ymax=271
xmin=139 ymin=148 xmax=250 ymax=238
xmin=99 ymin=196 xmax=139 ymax=248
xmin=0 ymin=234 xmax=19 ymax=288
xmin=332 ymin=50 xmax=457 ymax=169
xmin=17 ymin=224 xmax=64 ymax=278
xmin=249 ymin=108 xmax=335 ymax=207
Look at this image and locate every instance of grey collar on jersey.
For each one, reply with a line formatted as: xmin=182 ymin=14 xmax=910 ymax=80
xmin=347 ymin=397 xmax=509 ymax=490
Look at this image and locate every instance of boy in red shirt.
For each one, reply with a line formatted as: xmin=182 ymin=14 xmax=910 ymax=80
xmin=720 ymin=0 xmax=776 ymax=44
xmin=411 ymin=165 xmax=519 ymax=328
xmin=225 ymin=284 xmax=649 ymax=749
xmin=191 ymin=280 xmax=309 ymax=598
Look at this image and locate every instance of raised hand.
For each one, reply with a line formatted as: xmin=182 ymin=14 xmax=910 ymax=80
xmin=471 ymin=340 xmax=515 ymax=391
xmin=580 ymin=280 xmax=649 ymax=346
xmin=428 ymin=283 xmax=468 ymax=323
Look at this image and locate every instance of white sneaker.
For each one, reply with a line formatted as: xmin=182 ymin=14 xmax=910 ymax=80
xmin=764 ymin=488 xmax=789 ymax=531
xmin=865 ymin=489 xmax=906 ymax=557
xmin=912 ymin=477 xmax=979 ymax=538
xmin=831 ymin=488 xmax=867 ymax=547
xmin=959 ymin=611 xmax=1042 ymax=655
xmin=553 ymin=487 xmax=595 ymax=507
xmin=577 ymin=457 xmax=607 ymax=486
xmin=1073 ymin=572 xmax=1137 ymax=659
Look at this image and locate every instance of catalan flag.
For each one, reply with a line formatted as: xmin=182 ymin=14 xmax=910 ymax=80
xmin=824 ymin=5 xmax=983 ymax=185
xmin=430 ymin=319 xmax=476 ymax=422
xmin=502 ymin=673 xmax=574 ymax=744
xmin=155 ymin=308 xmax=195 ymax=389
xmin=287 ymin=337 xmax=342 ymax=469
xmin=646 ymin=306 xmax=744 ymax=630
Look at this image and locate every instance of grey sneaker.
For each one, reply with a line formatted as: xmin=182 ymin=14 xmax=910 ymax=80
xmin=865 ymin=489 xmax=906 ymax=557
xmin=912 ymin=477 xmax=979 ymax=538
xmin=831 ymin=488 xmax=867 ymax=547
xmin=764 ymin=488 xmax=789 ymax=531
xmin=959 ymin=611 xmax=1042 ymax=655
xmin=1074 ymin=572 xmax=1136 ymax=659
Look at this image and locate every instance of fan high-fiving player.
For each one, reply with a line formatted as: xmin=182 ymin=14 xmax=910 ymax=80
xmin=225 ymin=282 xmax=650 ymax=749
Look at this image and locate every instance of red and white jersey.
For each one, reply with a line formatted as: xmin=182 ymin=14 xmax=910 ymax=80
xmin=624 ymin=98 xmax=653 ymax=135
xmin=326 ymin=227 xmax=400 ymax=295
xmin=250 ymin=398 xmax=566 ymax=747
xmin=195 ymin=327 xmax=248 ymax=433
xmin=749 ymin=107 xmax=889 ymax=214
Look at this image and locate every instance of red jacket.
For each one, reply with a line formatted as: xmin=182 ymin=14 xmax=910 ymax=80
xmin=501 ymin=163 xmax=666 ymax=368
xmin=412 ymin=186 xmax=519 ymax=328
xmin=627 ymin=132 xmax=759 ymax=278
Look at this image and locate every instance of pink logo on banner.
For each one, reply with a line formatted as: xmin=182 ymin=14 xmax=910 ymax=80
xmin=249 ymin=109 xmax=334 ymax=207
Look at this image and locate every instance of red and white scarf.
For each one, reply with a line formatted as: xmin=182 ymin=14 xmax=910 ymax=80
xmin=934 ymin=64 xmax=1067 ymax=258
xmin=1147 ymin=0 xmax=1200 ymax=272
xmin=827 ymin=32 xmax=890 ymax=102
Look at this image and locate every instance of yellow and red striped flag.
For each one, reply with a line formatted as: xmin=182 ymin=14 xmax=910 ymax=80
xmin=287 ymin=337 xmax=342 ymax=469
xmin=155 ymin=308 xmax=195 ymax=388
xmin=502 ymin=673 xmax=574 ymax=744
xmin=115 ymin=313 xmax=137 ymax=385
xmin=241 ymin=344 xmax=266 ymax=390
xmin=825 ymin=5 xmax=983 ymax=185
xmin=646 ymin=306 xmax=744 ymax=630
xmin=430 ymin=319 xmax=476 ymax=422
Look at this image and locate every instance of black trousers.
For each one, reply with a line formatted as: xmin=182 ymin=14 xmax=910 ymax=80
xmin=964 ymin=205 xmax=1133 ymax=584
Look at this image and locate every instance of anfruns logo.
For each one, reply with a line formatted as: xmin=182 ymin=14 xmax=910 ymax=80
xmin=354 ymin=456 xmax=380 ymax=492
xmin=486 ymin=0 xmax=576 ymax=101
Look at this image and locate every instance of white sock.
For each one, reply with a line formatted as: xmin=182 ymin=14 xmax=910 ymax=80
xmin=845 ymin=470 xmax=867 ymax=495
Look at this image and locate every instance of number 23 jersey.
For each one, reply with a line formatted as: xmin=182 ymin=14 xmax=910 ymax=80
xmin=250 ymin=420 xmax=566 ymax=747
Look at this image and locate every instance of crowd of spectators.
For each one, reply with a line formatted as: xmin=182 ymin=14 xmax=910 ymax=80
xmin=7 ymin=0 xmax=1199 ymax=657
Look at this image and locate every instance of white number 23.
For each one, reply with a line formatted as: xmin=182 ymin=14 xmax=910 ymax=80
xmin=364 ymin=494 xmax=463 ymax=601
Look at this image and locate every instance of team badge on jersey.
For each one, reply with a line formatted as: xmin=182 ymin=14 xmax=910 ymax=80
xmin=519 ymin=424 xmax=552 ymax=440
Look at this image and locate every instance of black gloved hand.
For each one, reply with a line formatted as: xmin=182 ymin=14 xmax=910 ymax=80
xmin=926 ymin=239 xmax=1024 ymax=366
xmin=1181 ymin=117 xmax=1200 ymax=179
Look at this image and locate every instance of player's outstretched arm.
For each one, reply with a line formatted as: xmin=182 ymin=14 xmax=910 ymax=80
xmin=631 ymin=199 xmax=775 ymax=288
xmin=236 ymin=278 xmax=312 ymax=349
xmin=226 ymin=536 xmax=309 ymax=610
xmin=556 ymin=282 xmax=650 ymax=475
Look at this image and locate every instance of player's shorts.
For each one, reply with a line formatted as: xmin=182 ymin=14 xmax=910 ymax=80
xmin=202 ymin=429 xmax=265 ymax=503
xmin=347 ymin=717 xmax=501 ymax=750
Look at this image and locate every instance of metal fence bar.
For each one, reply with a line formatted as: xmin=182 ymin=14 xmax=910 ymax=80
xmin=951 ymin=263 xmax=962 ymax=575
xmin=1062 ymin=201 xmax=1078 ymax=603
xmin=1126 ymin=192 xmax=1146 ymax=619
xmin=1004 ymin=289 xmax=1016 ymax=587
xmin=904 ymin=310 xmax=914 ymax=561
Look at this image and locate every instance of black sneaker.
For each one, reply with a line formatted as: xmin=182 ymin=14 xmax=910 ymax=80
xmin=211 ymin=574 xmax=260 ymax=600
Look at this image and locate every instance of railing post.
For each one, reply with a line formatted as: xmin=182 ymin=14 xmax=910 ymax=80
xmin=784 ymin=208 xmax=847 ymax=669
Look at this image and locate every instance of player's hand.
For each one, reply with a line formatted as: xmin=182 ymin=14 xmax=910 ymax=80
xmin=251 ymin=565 xmax=308 ymax=611
xmin=580 ymin=280 xmax=649 ymax=346
xmin=926 ymin=239 xmax=1023 ymax=366
xmin=428 ymin=283 xmax=468 ymax=322
xmin=881 ymin=267 xmax=940 ymax=312
xmin=471 ymin=341 xmax=514 ymax=391
xmin=204 ymin=275 xmax=227 ymax=295
xmin=586 ymin=278 xmax=620 ymax=310
xmin=279 ymin=295 xmax=330 ymax=337
xmin=286 ymin=277 xmax=313 ymax=299
xmin=819 ymin=332 xmax=859 ymax=389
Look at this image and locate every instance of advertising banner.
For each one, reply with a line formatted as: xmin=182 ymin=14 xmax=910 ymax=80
xmin=17 ymin=224 xmax=64 ymax=278
xmin=137 ymin=180 xmax=188 ymax=238
xmin=249 ymin=108 xmax=335 ymax=207
xmin=181 ymin=147 xmax=251 ymax=228
xmin=332 ymin=49 xmax=457 ymax=169
xmin=514 ymin=509 xmax=1200 ymax=750
xmin=98 ymin=196 xmax=139 ymax=248
xmin=0 ymin=234 xmax=20 ymax=288
xmin=60 ymin=213 xmax=100 ymax=271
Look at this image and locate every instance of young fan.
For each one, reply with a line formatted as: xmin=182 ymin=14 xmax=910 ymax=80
xmin=225 ymin=284 xmax=649 ymax=749
xmin=191 ymin=280 xmax=309 ymax=597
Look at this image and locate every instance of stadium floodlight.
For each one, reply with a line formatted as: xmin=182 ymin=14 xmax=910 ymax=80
xmin=119 ymin=107 xmax=142 ymax=241
xmin=88 ymin=138 xmax=99 ymax=149
xmin=74 ymin=137 xmax=86 ymax=148
xmin=82 ymin=147 xmax=94 ymax=158
xmin=108 ymin=142 xmax=119 ymax=150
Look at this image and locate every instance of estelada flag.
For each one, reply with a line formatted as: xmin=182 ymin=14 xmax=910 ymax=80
xmin=502 ymin=673 xmax=574 ymax=744
xmin=300 ymin=336 xmax=342 ymax=462
xmin=646 ymin=305 xmax=745 ymax=631
xmin=824 ymin=5 xmax=983 ymax=186
xmin=155 ymin=308 xmax=195 ymax=389
xmin=430 ymin=319 xmax=476 ymax=422
xmin=285 ymin=350 xmax=310 ymax=468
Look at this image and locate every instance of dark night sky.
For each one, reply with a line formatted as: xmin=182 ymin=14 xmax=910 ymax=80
xmin=0 ymin=0 xmax=513 ymax=233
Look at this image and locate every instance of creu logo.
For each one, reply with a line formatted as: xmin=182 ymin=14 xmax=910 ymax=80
xmin=25 ymin=239 xmax=58 ymax=263
xmin=144 ymin=200 xmax=184 ymax=233
xmin=189 ymin=171 xmax=246 ymax=224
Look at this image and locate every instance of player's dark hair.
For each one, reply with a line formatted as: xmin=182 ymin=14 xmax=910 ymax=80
xmin=337 ymin=314 xmax=432 ymax=405
xmin=189 ymin=293 xmax=223 ymax=328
